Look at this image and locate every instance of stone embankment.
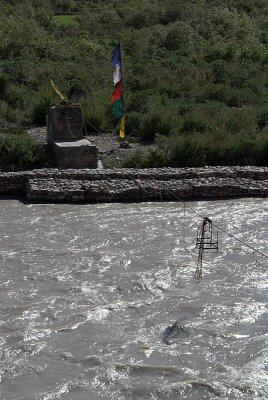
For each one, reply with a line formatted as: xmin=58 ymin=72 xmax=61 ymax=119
xmin=1 ymin=166 xmax=268 ymax=202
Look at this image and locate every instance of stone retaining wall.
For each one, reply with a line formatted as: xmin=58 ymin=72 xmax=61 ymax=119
xmin=1 ymin=166 xmax=268 ymax=202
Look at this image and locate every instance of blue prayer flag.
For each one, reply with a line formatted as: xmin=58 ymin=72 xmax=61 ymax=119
xmin=111 ymin=43 xmax=121 ymax=66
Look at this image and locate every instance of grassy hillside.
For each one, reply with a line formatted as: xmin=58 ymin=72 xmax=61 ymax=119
xmin=0 ymin=0 xmax=268 ymax=167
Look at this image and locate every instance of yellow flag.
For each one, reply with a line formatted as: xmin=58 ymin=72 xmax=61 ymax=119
xmin=119 ymin=114 xmax=125 ymax=139
xmin=49 ymin=79 xmax=65 ymax=100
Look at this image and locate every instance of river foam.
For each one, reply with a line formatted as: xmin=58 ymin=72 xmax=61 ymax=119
xmin=0 ymin=198 xmax=267 ymax=399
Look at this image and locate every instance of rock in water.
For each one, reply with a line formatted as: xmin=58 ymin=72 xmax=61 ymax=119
xmin=162 ymin=321 xmax=187 ymax=345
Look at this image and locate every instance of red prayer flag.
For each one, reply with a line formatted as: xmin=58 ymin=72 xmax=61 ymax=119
xmin=111 ymin=82 xmax=123 ymax=103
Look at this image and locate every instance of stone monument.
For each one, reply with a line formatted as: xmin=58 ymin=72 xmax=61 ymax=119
xmin=47 ymin=104 xmax=98 ymax=168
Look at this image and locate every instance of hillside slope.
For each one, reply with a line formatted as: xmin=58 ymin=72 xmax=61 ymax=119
xmin=0 ymin=0 xmax=268 ymax=167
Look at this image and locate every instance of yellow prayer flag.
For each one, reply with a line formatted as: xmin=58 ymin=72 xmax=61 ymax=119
xmin=119 ymin=114 xmax=125 ymax=139
xmin=49 ymin=79 xmax=65 ymax=100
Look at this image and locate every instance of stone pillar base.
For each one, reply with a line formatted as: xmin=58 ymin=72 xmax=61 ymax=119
xmin=53 ymin=139 xmax=98 ymax=168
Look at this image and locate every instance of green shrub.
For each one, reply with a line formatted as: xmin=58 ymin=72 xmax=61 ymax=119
xmin=202 ymin=132 xmax=254 ymax=165
xmin=203 ymin=84 xmax=231 ymax=103
xmin=125 ymin=4 xmax=160 ymax=29
xmin=0 ymin=72 xmax=10 ymax=97
xmin=257 ymin=109 xmax=268 ymax=129
xmin=1 ymin=127 xmax=27 ymax=136
xmin=122 ymin=148 xmax=152 ymax=168
xmin=162 ymin=21 xmax=200 ymax=51
xmin=30 ymin=86 xmax=56 ymax=125
xmin=125 ymin=111 xmax=140 ymax=135
xmin=81 ymin=95 xmax=112 ymax=133
xmin=252 ymin=131 xmax=268 ymax=165
xmin=5 ymin=84 xmax=27 ymax=108
xmin=222 ymin=107 xmax=258 ymax=134
xmin=211 ymin=60 xmax=229 ymax=84
xmin=169 ymin=134 xmax=206 ymax=167
xmin=0 ymin=100 xmax=8 ymax=123
xmin=0 ymin=134 xmax=47 ymax=169
xmin=181 ymin=110 xmax=211 ymax=134
xmin=124 ymin=131 xmax=266 ymax=169
xmin=53 ymin=15 xmax=79 ymax=29
xmin=139 ymin=110 xmax=173 ymax=141
xmin=4 ymin=106 xmax=26 ymax=124
xmin=125 ymin=90 xmax=147 ymax=112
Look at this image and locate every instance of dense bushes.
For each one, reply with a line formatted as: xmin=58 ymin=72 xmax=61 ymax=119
xmin=0 ymin=129 xmax=48 ymax=169
xmin=123 ymin=132 xmax=268 ymax=168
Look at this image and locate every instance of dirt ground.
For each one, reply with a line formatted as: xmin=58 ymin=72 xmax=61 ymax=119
xmin=27 ymin=126 xmax=147 ymax=168
xmin=85 ymin=133 xmax=143 ymax=168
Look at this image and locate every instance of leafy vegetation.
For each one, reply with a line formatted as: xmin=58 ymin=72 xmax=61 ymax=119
xmin=0 ymin=129 xmax=49 ymax=170
xmin=53 ymin=15 xmax=79 ymax=29
xmin=0 ymin=0 xmax=268 ymax=167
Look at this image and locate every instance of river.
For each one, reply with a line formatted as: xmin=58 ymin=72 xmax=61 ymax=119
xmin=0 ymin=198 xmax=267 ymax=399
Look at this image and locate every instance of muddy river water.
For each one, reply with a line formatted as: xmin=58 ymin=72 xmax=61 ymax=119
xmin=0 ymin=198 xmax=267 ymax=399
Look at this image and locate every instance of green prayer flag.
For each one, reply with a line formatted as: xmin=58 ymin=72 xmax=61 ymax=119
xmin=112 ymin=97 xmax=123 ymax=119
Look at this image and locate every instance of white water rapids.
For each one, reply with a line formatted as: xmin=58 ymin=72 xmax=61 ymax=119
xmin=0 ymin=198 xmax=267 ymax=399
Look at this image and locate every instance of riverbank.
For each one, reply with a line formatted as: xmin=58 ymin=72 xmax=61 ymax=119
xmin=1 ymin=166 xmax=268 ymax=203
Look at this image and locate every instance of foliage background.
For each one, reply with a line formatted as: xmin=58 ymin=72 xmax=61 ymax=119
xmin=0 ymin=0 xmax=268 ymax=167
